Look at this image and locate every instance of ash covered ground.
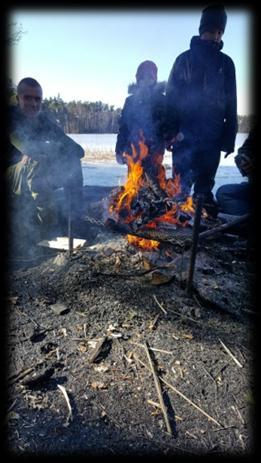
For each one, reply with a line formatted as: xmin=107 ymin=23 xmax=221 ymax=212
xmin=4 ymin=186 xmax=257 ymax=457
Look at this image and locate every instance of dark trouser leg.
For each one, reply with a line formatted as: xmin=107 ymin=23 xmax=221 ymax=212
xmin=192 ymin=146 xmax=221 ymax=203
xmin=216 ymin=182 xmax=251 ymax=215
xmin=172 ymin=144 xmax=194 ymax=198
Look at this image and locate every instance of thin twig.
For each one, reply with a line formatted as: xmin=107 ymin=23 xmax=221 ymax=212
xmin=128 ymin=340 xmax=172 ymax=354
xmin=153 ymin=294 xmax=167 ymax=315
xmin=143 ymin=341 xmax=173 ymax=435
xmin=160 ymin=377 xmax=223 ymax=428
xmin=218 ymin=339 xmax=243 ymax=368
xmin=15 ymin=308 xmax=41 ymax=328
xmin=134 ymin=354 xmax=222 ymax=428
xmin=167 ymin=308 xmax=201 ymax=324
xmin=149 ymin=313 xmax=160 ymax=330
xmin=58 ymin=384 xmax=73 ymax=425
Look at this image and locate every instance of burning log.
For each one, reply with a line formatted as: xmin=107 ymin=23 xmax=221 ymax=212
xmin=105 ymin=217 xmax=193 ymax=248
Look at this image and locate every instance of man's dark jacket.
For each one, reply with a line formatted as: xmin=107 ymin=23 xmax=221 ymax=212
xmin=115 ymin=81 xmax=166 ymax=158
xmin=8 ymin=105 xmax=84 ymax=168
xmin=166 ymin=36 xmax=238 ymax=153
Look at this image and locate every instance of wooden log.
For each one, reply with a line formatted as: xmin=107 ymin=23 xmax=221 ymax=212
xmin=198 ymin=214 xmax=250 ymax=241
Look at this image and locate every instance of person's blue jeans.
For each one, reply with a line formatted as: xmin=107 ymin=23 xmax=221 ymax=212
xmin=215 ymin=182 xmax=251 ymax=215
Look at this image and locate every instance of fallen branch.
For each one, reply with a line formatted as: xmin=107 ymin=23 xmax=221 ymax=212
xmin=218 ymin=338 xmax=243 ymax=368
xmin=144 ymin=341 xmax=173 ymax=435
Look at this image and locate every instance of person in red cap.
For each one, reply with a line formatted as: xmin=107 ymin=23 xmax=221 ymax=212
xmin=165 ymin=4 xmax=237 ymax=217
xmin=115 ymin=60 xmax=167 ymax=180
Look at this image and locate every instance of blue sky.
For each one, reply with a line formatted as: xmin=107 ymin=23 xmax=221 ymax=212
xmin=9 ymin=8 xmax=252 ymax=114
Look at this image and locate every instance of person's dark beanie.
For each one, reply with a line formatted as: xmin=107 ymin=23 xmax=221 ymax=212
xmin=199 ymin=4 xmax=227 ymax=35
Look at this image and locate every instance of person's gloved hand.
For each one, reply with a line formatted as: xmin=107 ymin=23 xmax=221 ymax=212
xmin=116 ymin=153 xmax=126 ymax=165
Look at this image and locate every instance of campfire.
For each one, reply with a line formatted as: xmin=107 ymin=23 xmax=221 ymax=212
xmin=107 ymin=134 xmax=197 ymax=250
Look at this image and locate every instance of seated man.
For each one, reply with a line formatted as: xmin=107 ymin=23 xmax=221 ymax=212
xmin=216 ymin=128 xmax=255 ymax=216
xmin=6 ymin=77 xmax=84 ymax=247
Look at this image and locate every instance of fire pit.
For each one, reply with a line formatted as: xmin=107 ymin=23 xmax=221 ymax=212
xmin=105 ymin=135 xmax=206 ymax=251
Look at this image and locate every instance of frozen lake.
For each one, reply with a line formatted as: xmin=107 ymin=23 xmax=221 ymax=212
xmin=68 ymin=133 xmax=248 ymax=194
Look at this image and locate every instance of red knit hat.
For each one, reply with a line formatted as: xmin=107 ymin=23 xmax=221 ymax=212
xmin=136 ymin=60 xmax=158 ymax=82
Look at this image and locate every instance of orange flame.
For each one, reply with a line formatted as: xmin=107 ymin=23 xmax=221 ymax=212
xmin=127 ymin=234 xmax=160 ymax=250
xmin=114 ymin=138 xmax=149 ymax=214
xmin=109 ymin=133 xmax=196 ymax=250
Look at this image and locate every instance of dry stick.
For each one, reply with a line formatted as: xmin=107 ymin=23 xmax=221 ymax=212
xmin=8 ymin=349 xmax=57 ymax=384
xmin=15 ymin=307 xmax=41 ymax=329
xmin=58 ymin=384 xmax=73 ymax=424
xmin=128 ymin=340 xmax=172 ymax=355
xmin=167 ymin=308 xmax=201 ymax=325
xmin=134 ymin=354 xmax=222 ymax=428
xmin=160 ymin=378 xmax=222 ymax=428
xmin=153 ymin=294 xmax=168 ymax=315
xmin=149 ymin=313 xmax=160 ymax=330
xmin=218 ymin=338 xmax=243 ymax=368
xmin=144 ymin=341 xmax=173 ymax=435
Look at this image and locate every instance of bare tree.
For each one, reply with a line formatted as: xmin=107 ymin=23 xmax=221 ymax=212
xmin=7 ymin=22 xmax=26 ymax=46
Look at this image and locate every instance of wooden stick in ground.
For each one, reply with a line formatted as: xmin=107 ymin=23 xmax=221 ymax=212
xmin=186 ymin=194 xmax=203 ymax=295
xmin=144 ymin=341 xmax=173 ymax=435
xmin=68 ymin=188 xmax=74 ymax=256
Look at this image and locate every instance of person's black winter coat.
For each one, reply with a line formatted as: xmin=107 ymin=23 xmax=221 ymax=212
xmin=115 ymin=81 xmax=166 ymax=159
xmin=166 ymin=36 xmax=237 ymax=153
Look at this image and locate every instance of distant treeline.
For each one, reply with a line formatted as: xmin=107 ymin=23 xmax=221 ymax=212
xmin=42 ymin=97 xmax=121 ymax=134
xmin=8 ymin=79 xmax=254 ymax=134
xmin=43 ymin=97 xmax=254 ymax=134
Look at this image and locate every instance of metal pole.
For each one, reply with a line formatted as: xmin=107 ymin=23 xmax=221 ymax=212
xmin=68 ymin=189 xmax=74 ymax=256
xmin=186 ymin=194 xmax=204 ymax=295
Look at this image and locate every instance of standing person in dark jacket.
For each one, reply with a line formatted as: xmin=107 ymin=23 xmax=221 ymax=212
xmin=6 ymin=77 xmax=84 ymax=248
xmin=115 ymin=60 xmax=166 ymax=180
xmin=166 ymin=4 xmax=237 ymax=216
